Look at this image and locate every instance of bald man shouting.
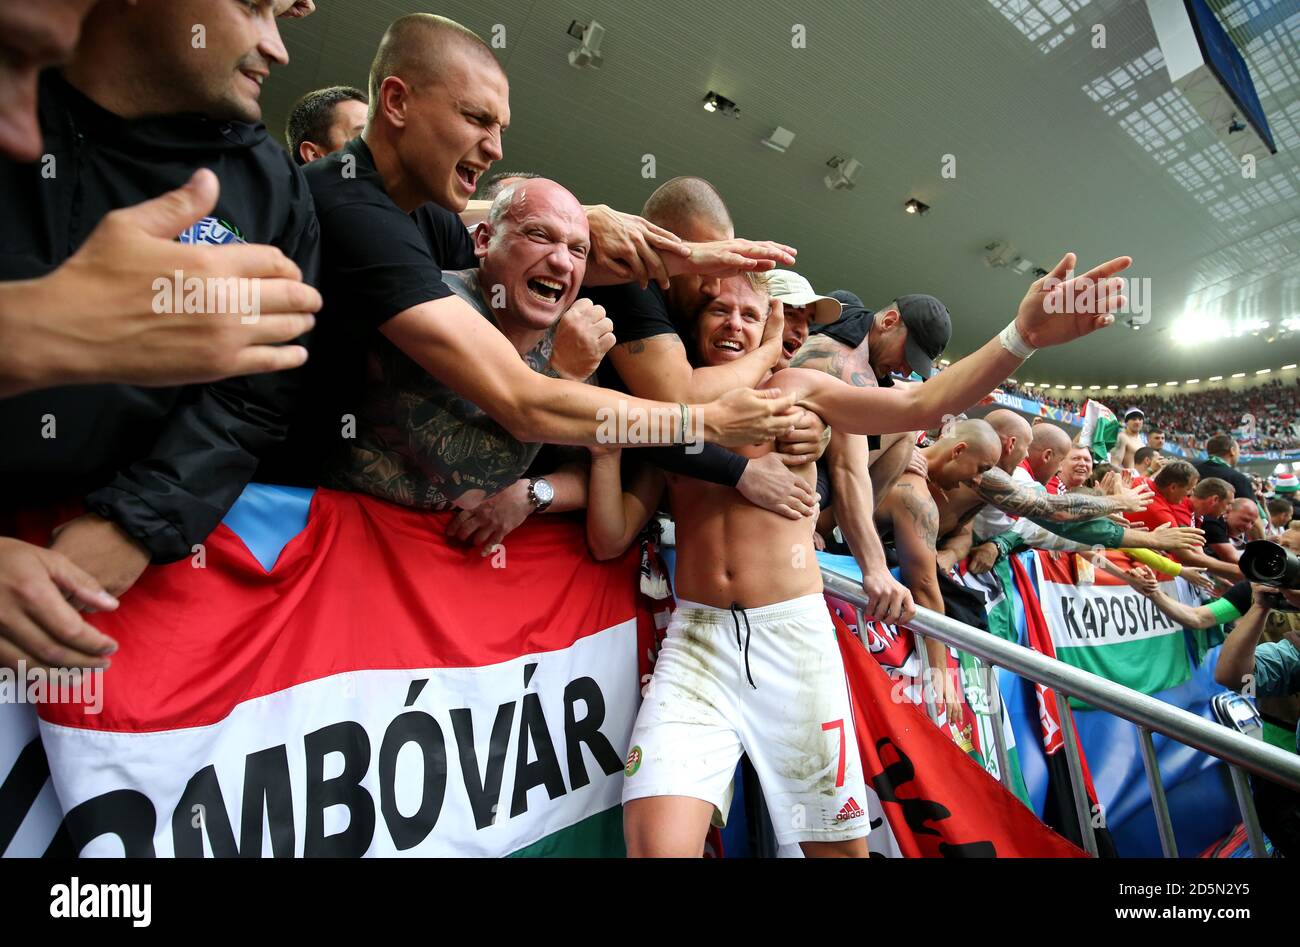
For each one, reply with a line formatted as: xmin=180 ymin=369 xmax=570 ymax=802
xmin=874 ymin=419 xmax=1003 ymax=713
xmin=330 ymin=178 xmax=612 ymax=511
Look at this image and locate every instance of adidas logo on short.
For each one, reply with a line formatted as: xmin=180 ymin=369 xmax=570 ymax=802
xmin=835 ymin=797 xmax=865 ymax=822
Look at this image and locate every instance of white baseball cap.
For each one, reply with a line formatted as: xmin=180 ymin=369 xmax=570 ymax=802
xmin=765 ymin=270 xmax=842 ymax=324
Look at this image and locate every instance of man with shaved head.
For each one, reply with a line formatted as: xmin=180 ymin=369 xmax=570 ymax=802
xmin=329 ymin=178 xmax=612 ymax=514
xmin=595 ymin=176 xmax=799 ymax=402
xmin=873 ymin=419 xmax=1003 ymax=714
xmin=584 ymin=176 xmax=835 ymax=557
xmin=284 ymin=13 xmax=806 ymax=484
xmin=934 ymin=414 xmax=1192 ymax=575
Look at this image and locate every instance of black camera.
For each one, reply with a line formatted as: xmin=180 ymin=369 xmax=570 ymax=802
xmin=1240 ymin=540 xmax=1300 ymax=591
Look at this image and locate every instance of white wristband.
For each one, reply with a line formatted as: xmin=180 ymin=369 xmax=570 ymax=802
xmin=999 ymin=320 xmax=1036 ymax=360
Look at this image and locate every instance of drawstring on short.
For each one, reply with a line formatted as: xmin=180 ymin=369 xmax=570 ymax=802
xmin=729 ymin=602 xmax=756 ymax=690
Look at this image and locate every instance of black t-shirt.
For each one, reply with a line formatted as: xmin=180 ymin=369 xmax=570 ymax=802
xmin=586 ymin=283 xmax=679 ymax=393
xmin=412 ymin=202 xmax=479 ymax=281
xmin=1222 ymin=579 xmax=1253 ymax=616
xmin=586 ymin=282 xmax=681 ymax=344
xmin=272 ymin=137 xmax=478 ymax=483
xmin=306 ymin=137 xmax=476 ymax=331
xmin=1202 ymin=516 xmax=1231 ymax=546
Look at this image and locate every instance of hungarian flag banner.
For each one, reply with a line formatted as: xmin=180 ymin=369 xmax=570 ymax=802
xmin=6 ymin=488 xmax=1086 ymax=858
xmin=832 ymin=614 xmax=1085 ymax=858
xmin=1010 ymin=555 xmax=1116 ymax=854
xmin=1079 ymin=399 xmax=1120 ymax=464
xmin=1030 ymin=548 xmax=1196 ymax=707
xmin=29 ymin=489 xmax=644 ymax=857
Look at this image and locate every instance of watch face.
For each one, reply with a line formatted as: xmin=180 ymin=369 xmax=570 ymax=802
xmin=534 ymin=479 xmax=555 ymax=504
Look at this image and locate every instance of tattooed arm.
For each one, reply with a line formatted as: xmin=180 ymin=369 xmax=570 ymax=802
xmin=879 ymin=475 xmax=958 ymax=713
xmin=879 ymin=476 xmax=943 ymax=614
xmin=971 ymin=466 xmax=1149 ymax=522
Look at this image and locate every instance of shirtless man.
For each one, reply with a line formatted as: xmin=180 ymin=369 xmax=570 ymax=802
xmin=1110 ymin=407 xmax=1145 ymax=469
xmin=588 ymin=252 xmax=1136 ymax=856
xmin=873 ymin=420 xmax=1003 ymax=713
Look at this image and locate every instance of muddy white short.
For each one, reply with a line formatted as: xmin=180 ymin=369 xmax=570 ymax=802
xmin=622 ymin=592 xmax=870 ymax=845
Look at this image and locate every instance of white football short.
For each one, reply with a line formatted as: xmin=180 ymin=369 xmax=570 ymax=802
xmin=622 ymin=593 xmax=870 ymax=845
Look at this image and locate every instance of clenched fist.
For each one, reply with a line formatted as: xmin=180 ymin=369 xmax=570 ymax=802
xmin=550 ymin=298 xmax=615 ymax=381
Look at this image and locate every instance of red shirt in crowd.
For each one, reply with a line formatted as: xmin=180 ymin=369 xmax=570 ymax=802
xmin=1126 ymin=490 xmax=1192 ymax=531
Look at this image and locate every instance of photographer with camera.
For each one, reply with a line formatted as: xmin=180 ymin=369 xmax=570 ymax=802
xmin=1214 ymin=581 xmax=1300 ymax=857
xmin=1119 ymin=530 xmax=1300 ymax=628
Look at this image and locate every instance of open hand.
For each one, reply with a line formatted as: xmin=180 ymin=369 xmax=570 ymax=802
xmin=1014 ymin=252 xmax=1132 ymax=349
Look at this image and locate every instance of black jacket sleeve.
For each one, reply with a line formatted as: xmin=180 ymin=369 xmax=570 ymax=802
xmin=644 ymin=443 xmax=748 ymax=487
xmin=84 ymin=180 xmax=322 ymax=563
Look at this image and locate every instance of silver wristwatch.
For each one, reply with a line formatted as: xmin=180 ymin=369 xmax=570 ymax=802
xmin=527 ymin=477 xmax=554 ymax=513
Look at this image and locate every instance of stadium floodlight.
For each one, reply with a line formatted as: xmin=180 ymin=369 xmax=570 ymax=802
xmin=824 ymin=156 xmax=861 ymax=191
xmin=567 ymin=20 xmax=605 ymax=69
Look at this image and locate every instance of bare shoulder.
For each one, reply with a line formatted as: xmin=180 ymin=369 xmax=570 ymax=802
xmin=765 ymin=366 xmax=832 ymax=398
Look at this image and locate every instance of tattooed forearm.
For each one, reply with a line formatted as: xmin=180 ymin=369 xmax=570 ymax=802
xmin=895 ymin=482 xmax=939 ymax=551
xmin=974 ymin=466 xmax=1125 ymax=522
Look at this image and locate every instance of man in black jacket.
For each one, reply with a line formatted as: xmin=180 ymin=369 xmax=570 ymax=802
xmin=1196 ymin=434 xmax=1256 ymax=508
xmin=0 ymin=0 xmax=321 ymax=398
xmin=0 ymin=0 xmax=319 ymax=671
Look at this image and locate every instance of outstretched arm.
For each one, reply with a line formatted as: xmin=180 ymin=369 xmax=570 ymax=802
xmin=831 ymin=431 xmax=916 ymax=625
xmin=1113 ymin=565 xmax=1218 ymax=629
xmin=772 ymin=252 xmax=1130 ymax=433
xmin=972 ymin=466 xmax=1150 ymax=522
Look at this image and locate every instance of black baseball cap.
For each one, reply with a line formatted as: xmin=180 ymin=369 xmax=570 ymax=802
xmin=829 ymin=289 xmax=866 ymax=310
xmin=895 ymin=294 xmax=951 ymax=378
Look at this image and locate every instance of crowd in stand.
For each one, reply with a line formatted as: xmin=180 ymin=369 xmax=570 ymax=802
xmin=1105 ymin=379 xmax=1300 ymax=452
xmin=998 ymin=377 xmax=1300 ymax=452
xmin=1 ymin=4 xmax=1297 ymax=859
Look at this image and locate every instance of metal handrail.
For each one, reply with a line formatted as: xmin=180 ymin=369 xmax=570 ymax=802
xmin=822 ymin=568 xmax=1300 ymax=794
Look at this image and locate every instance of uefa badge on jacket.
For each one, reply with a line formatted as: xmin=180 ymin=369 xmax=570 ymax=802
xmin=177 ymin=215 xmax=246 ymax=245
